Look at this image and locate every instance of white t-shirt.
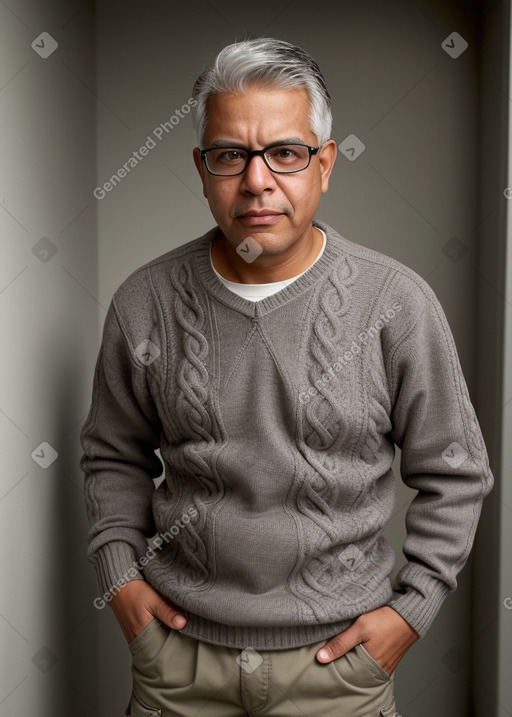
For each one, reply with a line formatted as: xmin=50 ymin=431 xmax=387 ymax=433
xmin=210 ymin=228 xmax=327 ymax=302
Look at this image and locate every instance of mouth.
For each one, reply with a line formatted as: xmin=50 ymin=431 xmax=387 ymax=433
xmin=237 ymin=210 xmax=284 ymax=225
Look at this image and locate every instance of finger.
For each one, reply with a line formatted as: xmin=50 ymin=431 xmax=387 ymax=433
xmin=153 ymin=598 xmax=187 ymax=630
xmin=316 ymin=625 xmax=362 ymax=663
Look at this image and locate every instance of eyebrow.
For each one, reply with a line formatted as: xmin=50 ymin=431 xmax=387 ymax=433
xmin=206 ymin=137 xmax=307 ymax=149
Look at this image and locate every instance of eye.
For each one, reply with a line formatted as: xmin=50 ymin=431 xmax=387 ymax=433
xmin=218 ymin=149 xmax=244 ymax=162
xmin=272 ymin=147 xmax=297 ymax=159
xmin=275 ymin=148 xmax=297 ymax=158
xmin=267 ymin=145 xmax=303 ymax=162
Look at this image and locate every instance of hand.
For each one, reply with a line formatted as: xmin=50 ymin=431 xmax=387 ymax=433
xmin=316 ymin=606 xmax=419 ymax=676
xmin=109 ymin=580 xmax=187 ymax=643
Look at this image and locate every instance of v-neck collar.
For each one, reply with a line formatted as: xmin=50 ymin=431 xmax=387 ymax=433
xmin=192 ymin=219 xmax=344 ymax=317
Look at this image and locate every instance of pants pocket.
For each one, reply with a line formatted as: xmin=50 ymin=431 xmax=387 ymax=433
xmin=128 ymin=618 xmax=162 ymax=655
xmin=380 ymin=699 xmax=397 ymax=717
xmin=129 ymin=618 xmax=178 ymax=677
xmin=355 ymin=643 xmax=392 ymax=682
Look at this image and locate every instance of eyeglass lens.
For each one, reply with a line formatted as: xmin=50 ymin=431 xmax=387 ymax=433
xmin=205 ymin=144 xmax=312 ymax=175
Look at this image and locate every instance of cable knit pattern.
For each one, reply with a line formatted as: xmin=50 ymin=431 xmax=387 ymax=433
xmin=293 ymin=259 xmax=359 ymax=608
xmin=148 ymin=260 xmax=222 ymax=590
xmin=80 ymin=220 xmax=493 ymax=649
xmin=173 ymin=262 xmax=211 ymax=444
xmin=291 ymin=259 xmax=399 ymax=617
xmin=303 ymin=256 xmax=358 ymax=454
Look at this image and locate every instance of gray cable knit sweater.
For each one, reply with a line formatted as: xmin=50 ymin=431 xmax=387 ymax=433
xmin=80 ymin=219 xmax=493 ymax=650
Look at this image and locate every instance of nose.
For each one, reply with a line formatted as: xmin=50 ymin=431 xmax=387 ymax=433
xmin=239 ymin=154 xmax=276 ymax=195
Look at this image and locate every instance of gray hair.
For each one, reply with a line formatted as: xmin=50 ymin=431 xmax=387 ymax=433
xmin=191 ymin=37 xmax=332 ymax=148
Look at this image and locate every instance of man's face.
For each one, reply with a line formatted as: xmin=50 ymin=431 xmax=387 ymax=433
xmin=193 ymin=85 xmax=336 ymax=256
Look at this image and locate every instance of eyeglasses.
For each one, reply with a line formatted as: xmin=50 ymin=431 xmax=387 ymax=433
xmin=200 ymin=143 xmax=321 ymax=176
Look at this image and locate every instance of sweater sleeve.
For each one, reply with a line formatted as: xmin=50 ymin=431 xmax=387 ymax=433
xmin=80 ymin=296 xmax=164 ymax=597
xmin=385 ymin=282 xmax=493 ymax=637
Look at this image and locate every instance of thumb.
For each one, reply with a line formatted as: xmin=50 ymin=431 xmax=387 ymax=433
xmin=151 ymin=596 xmax=187 ymax=630
xmin=316 ymin=624 xmax=362 ymax=663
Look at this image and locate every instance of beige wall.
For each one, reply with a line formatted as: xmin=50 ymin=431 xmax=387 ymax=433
xmin=0 ymin=0 xmax=509 ymax=715
xmin=0 ymin=1 xmax=97 ymax=715
xmin=473 ymin=1 xmax=512 ymax=715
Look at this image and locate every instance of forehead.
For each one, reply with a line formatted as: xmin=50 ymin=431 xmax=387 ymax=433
xmin=203 ymin=85 xmax=315 ymax=145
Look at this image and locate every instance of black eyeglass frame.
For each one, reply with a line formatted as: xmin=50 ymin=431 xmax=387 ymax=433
xmin=199 ymin=143 xmax=322 ymax=176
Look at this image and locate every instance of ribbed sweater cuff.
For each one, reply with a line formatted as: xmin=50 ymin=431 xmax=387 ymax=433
xmin=92 ymin=541 xmax=144 ymax=597
xmin=387 ymin=566 xmax=451 ymax=638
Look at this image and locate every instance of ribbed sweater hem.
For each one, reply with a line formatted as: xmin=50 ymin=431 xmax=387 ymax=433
xmin=178 ymin=615 xmax=355 ymax=651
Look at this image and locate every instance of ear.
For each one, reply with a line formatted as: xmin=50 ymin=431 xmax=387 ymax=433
xmin=318 ymin=139 xmax=337 ymax=194
xmin=193 ymin=147 xmax=208 ymax=198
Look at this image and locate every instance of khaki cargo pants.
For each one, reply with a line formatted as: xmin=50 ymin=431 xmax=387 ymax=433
xmin=126 ymin=619 xmax=397 ymax=717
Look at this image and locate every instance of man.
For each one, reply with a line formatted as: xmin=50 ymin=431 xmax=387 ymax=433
xmin=80 ymin=37 xmax=493 ymax=717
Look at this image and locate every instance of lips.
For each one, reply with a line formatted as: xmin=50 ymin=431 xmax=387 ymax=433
xmin=237 ymin=209 xmax=284 ymax=225
xmin=239 ymin=210 xmax=282 ymax=217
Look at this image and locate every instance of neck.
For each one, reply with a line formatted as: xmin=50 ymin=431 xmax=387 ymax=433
xmin=211 ymin=226 xmax=324 ymax=284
